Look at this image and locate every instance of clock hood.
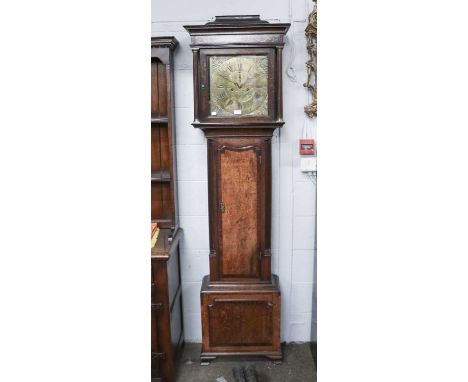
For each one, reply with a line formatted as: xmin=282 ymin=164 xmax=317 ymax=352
xmin=184 ymin=15 xmax=290 ymax=48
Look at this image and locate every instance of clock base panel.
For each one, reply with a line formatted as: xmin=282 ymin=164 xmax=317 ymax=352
xmin=200 ymin=274 xmax=282 ymax=359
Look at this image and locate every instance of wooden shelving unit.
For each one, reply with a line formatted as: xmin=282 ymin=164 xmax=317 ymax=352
xmin=151 ymin=37 xmax=179 ymax=231
xmin=151 ymin=36 xmax=183 ymax=382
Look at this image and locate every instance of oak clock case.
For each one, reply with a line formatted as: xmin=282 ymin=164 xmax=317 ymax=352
xmin=184 ymin=16 xmax=290 ymax=363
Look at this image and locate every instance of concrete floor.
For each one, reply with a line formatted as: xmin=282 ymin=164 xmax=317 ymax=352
xmin=176 ymin=343 xmax=317 ymax=382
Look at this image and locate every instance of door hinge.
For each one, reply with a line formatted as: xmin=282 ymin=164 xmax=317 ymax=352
xmin=151 ymin=352 xmax=166 ymax=360
xmin=220 ymin=201 xmax=226 ymax=213
xmin=151 ymin=302 xmax=163 ymax=311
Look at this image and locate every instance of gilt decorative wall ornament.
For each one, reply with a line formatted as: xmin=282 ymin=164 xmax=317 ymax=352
xmin=304 ymin=0 xmax=317 ymax=118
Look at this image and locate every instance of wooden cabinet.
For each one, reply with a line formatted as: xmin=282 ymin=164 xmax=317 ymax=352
xmin=151 ymin=230 xmax=183 ymax=382
xmin=184 ymin=16 xmax=290 ymax=362
xmin=151 ymin=36 xmax=183 ymax=382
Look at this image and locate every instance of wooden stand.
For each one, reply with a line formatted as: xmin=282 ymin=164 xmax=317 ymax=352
xmin=184 ymin=16 xmax=290 ymax=363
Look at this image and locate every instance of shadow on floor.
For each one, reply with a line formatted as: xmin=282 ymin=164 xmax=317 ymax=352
xmin=176 ymin=343 xmax=317 ymax=382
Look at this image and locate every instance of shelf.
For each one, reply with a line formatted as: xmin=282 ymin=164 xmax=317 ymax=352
xmin=153 ymin=218 xmax=175 ymax=230
xmin=151 ymin=227 xmax=182 ymax=259
xmin=151 ymin=170 xmax=171 ymax=182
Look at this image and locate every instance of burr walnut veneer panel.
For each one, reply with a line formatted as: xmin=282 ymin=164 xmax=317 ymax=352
xmin=220 ymin=146 xmax=259 ymax=278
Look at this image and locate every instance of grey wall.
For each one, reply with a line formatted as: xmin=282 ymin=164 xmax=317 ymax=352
xmin=152 ymin=0 xmax=317 ymax=342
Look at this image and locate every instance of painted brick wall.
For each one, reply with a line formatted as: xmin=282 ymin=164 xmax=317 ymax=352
xmin=152 ymin=0 xmax=317 ymax=342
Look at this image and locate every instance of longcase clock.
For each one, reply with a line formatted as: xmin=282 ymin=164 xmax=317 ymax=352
xmin=184 ymin=15 xmax=290 ymax=363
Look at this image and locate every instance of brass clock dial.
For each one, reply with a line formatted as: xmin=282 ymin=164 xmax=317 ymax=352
xmin=209 ymin=55 xmax=268 ymax=117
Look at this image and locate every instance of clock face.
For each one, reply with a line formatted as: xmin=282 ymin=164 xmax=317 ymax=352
xmin=209 ymin=55 xmax=268 ymax=117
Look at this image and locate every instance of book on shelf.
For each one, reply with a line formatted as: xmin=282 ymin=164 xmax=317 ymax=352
xmin=151 ymin=222 xmax=159 ymax=248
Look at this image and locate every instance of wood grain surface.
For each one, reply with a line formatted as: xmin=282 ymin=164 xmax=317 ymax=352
xmin=220 ymin=147 xmax=259 ymax=278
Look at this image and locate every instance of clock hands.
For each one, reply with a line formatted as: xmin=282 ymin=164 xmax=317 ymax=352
xmin=216 ymin=61 xmax=260 ymax=90
xmin=216 ymin=72 xmax=241 ymax=88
